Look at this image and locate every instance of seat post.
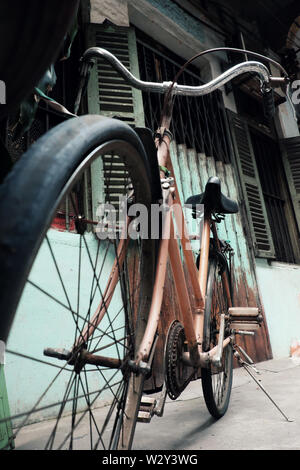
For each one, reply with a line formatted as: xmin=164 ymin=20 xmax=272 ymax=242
xmin=198 ymin=210 xmax=211 ymax=298
xmin=211 ymin=220 xmax=233 ymax=308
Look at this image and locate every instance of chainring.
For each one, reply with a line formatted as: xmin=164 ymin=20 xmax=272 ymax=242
xmin=165 ymin=320 xmax=193 ymax=400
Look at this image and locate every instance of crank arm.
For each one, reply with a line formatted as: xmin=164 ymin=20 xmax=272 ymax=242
xmin=128 ymin=334 xmax=159 ymax=375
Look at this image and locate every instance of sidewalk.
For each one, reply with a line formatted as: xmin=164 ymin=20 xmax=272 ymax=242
xmin=134 ymin=357 xmax=300 ymax=450
xmin=14 ymin=357 xmax=300 ymax=450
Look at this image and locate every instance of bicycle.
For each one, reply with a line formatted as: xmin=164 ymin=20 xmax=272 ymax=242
xmin=0 ymin=46 xmax=291 ymax=450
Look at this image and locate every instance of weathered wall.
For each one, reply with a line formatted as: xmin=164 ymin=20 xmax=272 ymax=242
xmin=170 ymin=142 xmax=272 ymax=363
xmin=256 ymin=259 xmax=300 ymax=358
xmin=255 ymin=67 xmax=300 ymax=359
xmin=5 ymin=230 xmax=123 ymax=424
xmin=90 ymin=0 xmax=129 ymax=26
xmin=128 ymin=0 xmax=224 ymax=80
xmin=5 ymin=0 xmax=300 ymax=425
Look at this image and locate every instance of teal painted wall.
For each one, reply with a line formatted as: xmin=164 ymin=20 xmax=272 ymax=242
xmin=145 ymin=0 xmax=206 ymax=43
xmin=5 ymin=0 xmax=294 ymax=427
xmin=5 ymin=229 xmax=124 ymax=425
xmin=256 ymin=259 xmax=300 ymax=358
xmin=170 ymin=142 xmax=272 ymax=362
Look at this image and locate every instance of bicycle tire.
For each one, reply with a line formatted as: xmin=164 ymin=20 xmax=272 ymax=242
xmin=201 ymin=257 xmax=233 ymax=419
xmin=0 ymin=115 xmax=158 ymax=450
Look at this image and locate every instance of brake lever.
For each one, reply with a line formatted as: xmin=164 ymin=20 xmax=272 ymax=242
xmin=268 ymin=76 xmax=298 ymax=122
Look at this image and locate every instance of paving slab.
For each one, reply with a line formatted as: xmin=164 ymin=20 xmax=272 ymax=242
xmin=14 ymin=358 xmax=300 ymax=450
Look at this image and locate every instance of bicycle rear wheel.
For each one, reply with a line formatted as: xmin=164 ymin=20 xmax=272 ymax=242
xmin=0 ymin=115 xmax=157 ymax=449
xmin=201 ymin=257 xmax=233 ymax=418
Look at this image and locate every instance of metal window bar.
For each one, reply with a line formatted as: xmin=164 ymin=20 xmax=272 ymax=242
xmin=6 ymin=103 xmax=75 ymax=231
xmin=136 ymin=35 xmax=231 ymax=163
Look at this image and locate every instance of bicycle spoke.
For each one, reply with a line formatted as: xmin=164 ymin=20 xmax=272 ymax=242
xmin=95 ymin=365 xmax=124 ymax=405
xmin=69 ymin=375 xmax=80 ymax=449
xmin=90 ymin=267 xmax=144 ymax=354
xmin=46 ymin=371 xmax=77 ymax=450
xmin=202 ymin=259 xmax=233 ymax=418
xmin=27 ymin=279 xmax=115 ymax=341
xmin=10 ymin=359 xmax=74 ymax=435
xmin=109 ymin=378 xmax=130 ymax=450
xmin=4 ymin=139 xmax=155 ymax=450
xmin=74 ymin=234 xmax=83 ymax=346
xmin=80 ymin=234 xmax=121 ymax=347
xmin=97 ymin=379 xmax=126 ymax=450
xmin=57 ymin=369 xmax=123 ymax=450
xmin=90 ymin=335 xmax=129 ymax=355
xmin=27 ymin=280 xmax=76 ymax=314
xmin=68 ymin=191 xmax=108 ymax=345
xmin=45 ymin=235 xmax=84 ymax=343
xmin=80 ymin=371 xmax=103 ymax=449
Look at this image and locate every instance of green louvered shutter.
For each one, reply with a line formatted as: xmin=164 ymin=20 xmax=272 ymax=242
xmin=86 ymin=23 xmax=145 ymax=126
xmin=85 ymin=23 xmax=145 ymax=220
xmin=281 ymin=136 xmax=300 ymax=232
xmin=228 ymin=111 xmax=275 ymax=258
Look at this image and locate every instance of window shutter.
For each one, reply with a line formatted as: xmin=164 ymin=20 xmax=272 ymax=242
xmin=228 ymin=111 xmax=275 ymax=258
xmin=86 ymin=23 xmax=144 ymax=126
xmin=85 ymin=23 xmax=144 ymax=221
xmin=281 ymin=136 xmax=300 ymax=232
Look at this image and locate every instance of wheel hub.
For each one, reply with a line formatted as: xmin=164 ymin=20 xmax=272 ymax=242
xmin=43 ymin=345 xmax=122 ymax=373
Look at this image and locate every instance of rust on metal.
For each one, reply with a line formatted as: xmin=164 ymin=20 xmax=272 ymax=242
xmin=135 ymin=196 xmax=172 ymax=363
xmin=82 ymin=351 xmax=122 ymax=368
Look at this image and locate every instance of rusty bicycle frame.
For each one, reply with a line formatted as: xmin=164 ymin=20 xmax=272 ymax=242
xmin=135 ymin=125 xmax=232 ymax=371
xmin=73 ymin=45 xmax=288 ymax=375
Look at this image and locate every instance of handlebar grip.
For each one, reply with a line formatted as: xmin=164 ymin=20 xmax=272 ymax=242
xmin=269 ymin=76 xmax=288 ymax=89
xmin=262 ymin=87 xmax=275 ymax=120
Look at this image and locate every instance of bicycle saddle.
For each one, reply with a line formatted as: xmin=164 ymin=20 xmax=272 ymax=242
xmin=185 ymin=176 xmax=239 ymax=214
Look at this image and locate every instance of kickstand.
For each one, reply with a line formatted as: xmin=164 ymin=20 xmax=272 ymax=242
xmin=233 ymin=345 xmax=293 ymax=422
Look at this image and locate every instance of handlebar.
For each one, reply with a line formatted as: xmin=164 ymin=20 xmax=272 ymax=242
xmin=79 ymin=47 xmax=291 ymax=120
xmin=83 ymin=47 xmax=274 ymax=96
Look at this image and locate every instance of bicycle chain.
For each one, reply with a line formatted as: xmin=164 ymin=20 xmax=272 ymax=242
xmin=165 ymin=321 xmax=191 ymax=400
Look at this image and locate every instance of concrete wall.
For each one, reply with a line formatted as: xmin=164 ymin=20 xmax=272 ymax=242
xmin=254 ymin=59 xmax=300 ymax=359
xmin=5 ymin=0 xmax=300 ymax=424
xmin=90 ymin=0 xmax=129 ymax=26
xmin=6 ymin=229 xmax=124 ymax=424
xmin=254 ymin=97 xmax=300 ymax=359
xmin=256 ymin=259 xmax=300 ymax=358
xmin=132 ymin=0 xmax=300 ymax=362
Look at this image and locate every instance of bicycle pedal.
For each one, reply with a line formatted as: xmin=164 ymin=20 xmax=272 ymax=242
xmin=229 ymin=307 xmax=259 ymax=317
xmin=137 ymin=396 xmax=157 ymax=423
xmin=229 ymin=307 xmax=262 ymax=331
xmin=234 ymin=330 xmax=255 ymax=336
xmin=231 ymin=322 xmax=260 ymax=331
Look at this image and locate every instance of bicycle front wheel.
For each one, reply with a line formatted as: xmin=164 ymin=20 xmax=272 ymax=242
xmin=0 ymin=115 xmax=157 ymax=449
xmin=201 ymin=257 xmax=233 ymax=419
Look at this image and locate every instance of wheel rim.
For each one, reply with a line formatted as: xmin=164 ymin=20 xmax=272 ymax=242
xmin=4 ymin=141 xmax=154 ymax=449
xmin=202 ymin=261 xmax=232 ymax=415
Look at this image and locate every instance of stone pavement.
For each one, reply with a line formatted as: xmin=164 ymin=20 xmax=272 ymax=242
xmin=134 ymin=357 xmax=300 ymax=450
xmin=14 ymin=357 xmax=300 ymax=450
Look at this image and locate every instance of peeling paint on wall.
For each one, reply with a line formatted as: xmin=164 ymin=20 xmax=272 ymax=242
xmin=145 ymin=0 xmax=205 ymax=43
xmin=169 ymin=141 xmax=272 ymax=363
